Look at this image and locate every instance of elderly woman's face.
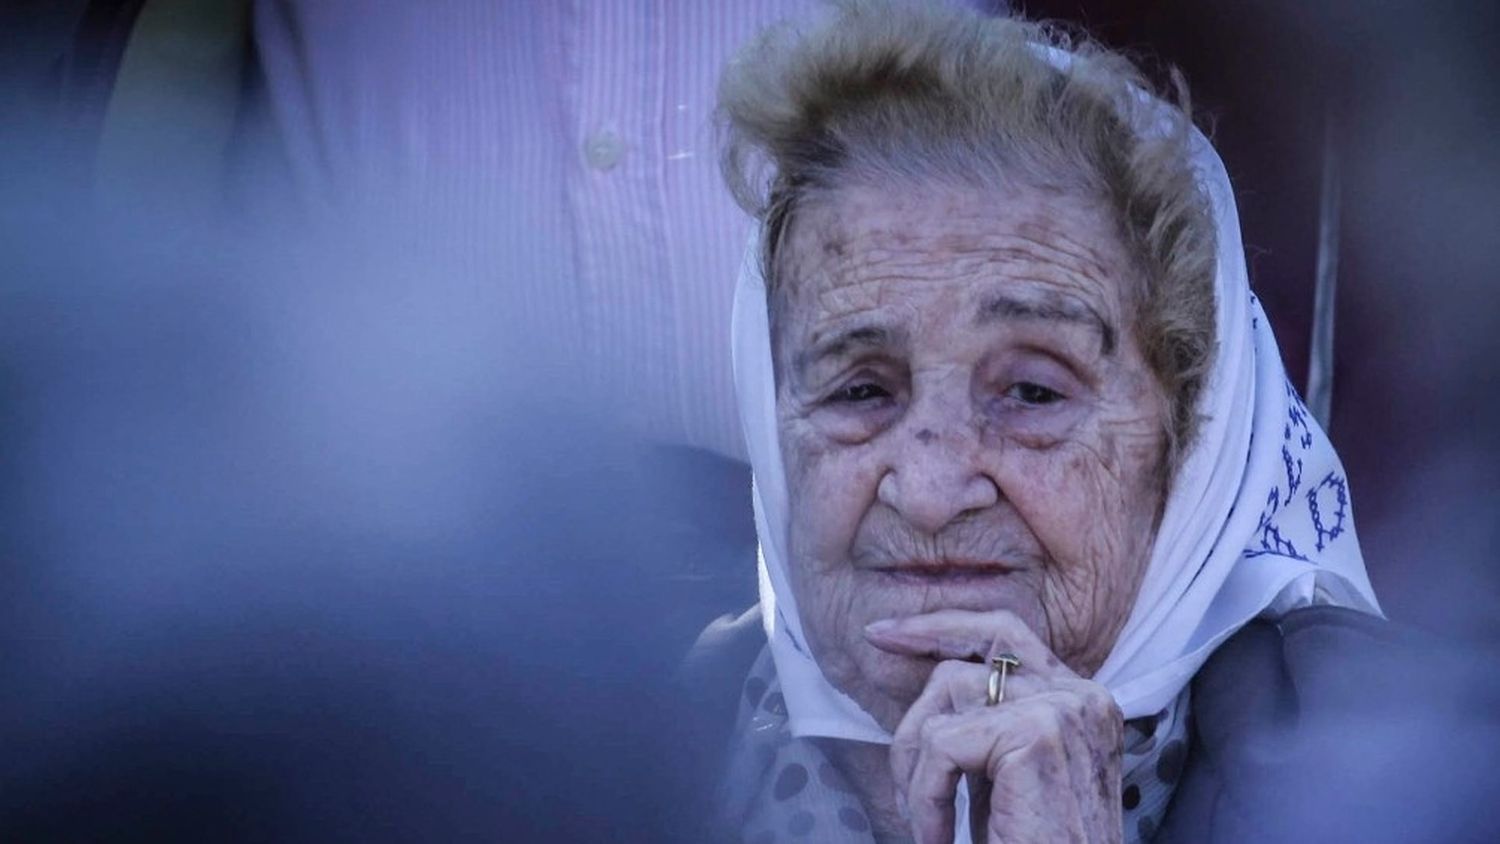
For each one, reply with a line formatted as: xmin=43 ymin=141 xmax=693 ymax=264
xmin=775 ymin=182 xmax=1169 ymax=728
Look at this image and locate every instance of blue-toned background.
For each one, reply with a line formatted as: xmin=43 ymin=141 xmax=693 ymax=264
xmin=2 ymin=1 xmax=1497 ymax=840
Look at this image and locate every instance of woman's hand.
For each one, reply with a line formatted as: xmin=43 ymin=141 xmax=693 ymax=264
xmin=864 ymin=609 xmax=1124 ymax=844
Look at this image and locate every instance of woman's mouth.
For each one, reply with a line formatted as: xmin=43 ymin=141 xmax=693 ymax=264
xmin=867 ymin=562 xmax=1022 ymax=584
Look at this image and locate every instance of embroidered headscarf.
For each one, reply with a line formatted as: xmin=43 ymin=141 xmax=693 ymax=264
xmin=728 ymin=43 xmax=1381 ymax=751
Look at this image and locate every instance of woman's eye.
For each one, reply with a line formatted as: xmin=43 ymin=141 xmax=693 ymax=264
xmin=1008 ymin=381 xmax=1064 ymax=406
xmin=831 ymin=382 xmax=890 ymax=403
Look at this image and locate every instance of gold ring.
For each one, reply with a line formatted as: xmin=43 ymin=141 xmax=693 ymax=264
xmin=986 ymin=653 xmax=1021 ymax=706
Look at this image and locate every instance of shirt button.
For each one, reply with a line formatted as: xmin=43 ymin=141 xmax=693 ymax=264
xmin=584 ymin=130 xmax=624 ymax=171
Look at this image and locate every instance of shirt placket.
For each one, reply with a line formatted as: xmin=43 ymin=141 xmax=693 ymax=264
xmin=566 ymin=0 xmax=673 ymax=424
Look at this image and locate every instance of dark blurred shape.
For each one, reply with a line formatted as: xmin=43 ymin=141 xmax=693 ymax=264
xmin=1160 ymin=608 xmax=1500 ymax=843
xmin=0 ymin=204 xmax=757 ymax=841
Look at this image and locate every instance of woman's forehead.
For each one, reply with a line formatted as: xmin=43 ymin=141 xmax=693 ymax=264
xmin=778 ymin=183 xmax=1131 ymax=347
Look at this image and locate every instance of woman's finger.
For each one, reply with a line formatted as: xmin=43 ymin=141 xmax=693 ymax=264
xmin=891 ymin=660 xmax=972 ymax=791
xmin=901 ymin=713 xmax=970 ymax=844
xmin=863 ymin=609 xmax=1074 ymax=681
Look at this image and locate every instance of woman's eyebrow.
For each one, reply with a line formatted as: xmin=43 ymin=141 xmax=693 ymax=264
xmin=975 ymin=291 xmax=1117 ymax=356
xmin=795 ymin=323 xmax=905 ymax=378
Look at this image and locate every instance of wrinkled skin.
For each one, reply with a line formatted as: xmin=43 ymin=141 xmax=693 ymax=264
xmin=774 ymin=181 xmax=1169 ymax=842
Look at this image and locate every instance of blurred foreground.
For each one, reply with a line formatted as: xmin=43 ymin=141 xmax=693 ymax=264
xmin=0 ymin=199 xmax=757 ymax=841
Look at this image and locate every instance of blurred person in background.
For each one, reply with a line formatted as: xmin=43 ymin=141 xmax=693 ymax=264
xmin=242 ymin=0 xmax=1003 ymax=461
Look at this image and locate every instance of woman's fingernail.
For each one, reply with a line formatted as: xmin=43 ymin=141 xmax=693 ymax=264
xmin=864 ymin=619 xmax=896 ymax=637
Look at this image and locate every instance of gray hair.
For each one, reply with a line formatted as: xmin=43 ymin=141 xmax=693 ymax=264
xmin=718 ymin=0 xmax=1217 ymax=469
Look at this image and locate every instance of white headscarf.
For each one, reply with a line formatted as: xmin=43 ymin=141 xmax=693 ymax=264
xmin=729 ymin=66 xmax=1381 ymax=745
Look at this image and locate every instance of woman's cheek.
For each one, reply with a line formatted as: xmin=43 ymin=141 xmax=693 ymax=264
xmin=781 ymin=429 xmax=873 ymax=562
xmin=807 ymin=403 xmax=902 ymax=445
xmin=1002 ymin=447 xmax=1095 ymax=544
xmin=999 ymin=440 xmax=1138 ymax=594
xmin=1005 ymin=438 xmax=1159 ymax=665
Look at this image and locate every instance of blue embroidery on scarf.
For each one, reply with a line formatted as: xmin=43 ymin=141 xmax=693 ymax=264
xmin=1245 ymin=486 xmax=1308 ymax=561
xmin=1307 ymin=472 xmax=1349 ymax=552
xmin=1278 ymin=379 xmax=1313 ymax=505
xmin=1285 ymin=378 xmax=1314 ymax=449
xmin=1280 ymin=444 xmax=1303 ymax=506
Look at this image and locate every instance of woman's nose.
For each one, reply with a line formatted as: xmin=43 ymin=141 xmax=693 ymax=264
xmin=876 ymin=428 xmax=1000 ymax=535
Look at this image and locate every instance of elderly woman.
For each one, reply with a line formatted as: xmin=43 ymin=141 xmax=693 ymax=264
xmin=692 ymin=2 xmax=1387 ymax=842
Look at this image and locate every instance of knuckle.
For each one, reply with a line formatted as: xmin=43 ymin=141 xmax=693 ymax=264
xmin=918 ymin=715 xmax=944 ymax=745
xmin=1056 ymin=681 xmax=1119 ymax=720
xmin=1031 ymin=701 xmax=1067 ymax=736
xmin=1075 ymin=684 xmax=1124 ymax=733
xmin=918 ymin=712 xmax=961 ymax=747
xmin=1083 ymin=683 xmax=1119 ymax=714
xmin=1034 ymin=725 xmax=1066 ymax=754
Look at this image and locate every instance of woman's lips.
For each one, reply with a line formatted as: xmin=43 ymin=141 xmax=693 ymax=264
xmin=867 ymin=562 xmax=1021 ymax=584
